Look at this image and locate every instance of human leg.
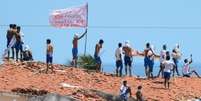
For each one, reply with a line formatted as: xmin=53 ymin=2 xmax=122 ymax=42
xmin=192 ymin=70 xmax=200 ymax=78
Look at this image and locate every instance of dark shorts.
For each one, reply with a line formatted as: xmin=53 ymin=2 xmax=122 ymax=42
xmin=164 ymin=72 xmax=171 ymax=79
xmin=116 ymin=60 xmax=123 ymax=68
xmin=173 ymin=58 xmax=178 ymax=66
xmin=144 ymin=57 xmax=149 ymax=67
xmin=15 ymin=41 xmax=23 ymax=51
xmin=94 ymin=54 xmax=101 ymax=64
xmin=46 ymin=54 xmax=53 ymax=63
xmin=124 ymin=56 xmax=132 ymax=67
xmin=72 ymin=48 xmax=78 ymax=59
xmin=144 ymin=57 xmax=154 ymax=72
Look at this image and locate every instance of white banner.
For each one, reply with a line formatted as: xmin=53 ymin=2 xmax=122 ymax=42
xmin=49 ymin=3 xmax=88 ymax=28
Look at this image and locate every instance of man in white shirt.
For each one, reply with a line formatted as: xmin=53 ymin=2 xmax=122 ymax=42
xmin=183 ymin=55 xmax=200 ymax=78
xmin=163 ymin=55 xmax=175 ymax=89
xmin=115 ymin=43 xmax=123 ymax=77
xmin=120 ymin=80 xmax=132 ymax=101
xmin=157 ymin=44 xmax=167 ymax=77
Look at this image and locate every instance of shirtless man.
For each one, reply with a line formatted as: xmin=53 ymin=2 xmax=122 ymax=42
xmin=122 ymin=41 xmax=133 ymax=76
xmin=15 ymin=26 xmax=23 ymax=61
xmin=94 ymin=39 xmax=104 ymax=72
xmin=72 ymin=29 xmax=87 ymax=67
xmin=143 ymin=43 xmax=156 ymax=78
xmin=46 ymin=39 xmax=54 ymax=73
xmin=143 ymin=43 xmax=151 ymax=77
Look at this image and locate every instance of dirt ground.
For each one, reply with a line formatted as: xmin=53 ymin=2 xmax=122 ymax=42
xmin=0 ymin=61 xmax=201 ymax=101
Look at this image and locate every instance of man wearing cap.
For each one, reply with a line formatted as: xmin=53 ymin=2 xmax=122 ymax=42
xmin=71 ymin=29 xmax=87 ymax=67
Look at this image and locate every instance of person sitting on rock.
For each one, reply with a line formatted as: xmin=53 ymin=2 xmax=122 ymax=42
xmin=22 ymin=45 xmax=33 ymax=61
xmin=120 ymin=80 xmax=132 ymax=101
xmin=136 ymin=85 xmax=144 ymax=101
xmin=183 ymin=54 xmax=200 ymax=78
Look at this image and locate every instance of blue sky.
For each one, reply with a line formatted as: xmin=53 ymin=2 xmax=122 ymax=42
xmin=1 ymin=0 xmax=201 ymax=66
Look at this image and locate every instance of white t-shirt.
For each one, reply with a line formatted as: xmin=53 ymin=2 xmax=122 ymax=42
xmin=183 ymin=63 xmax=190 ymax=75
xmin=163 ymin=60 xmax=175 ymax=73
xmin=160 ymin=50 xmax=166 ymax=63
xmin=20 ymin=32 xmax=24 ymax=43
xmin=115 ymin=47 xmax=122 ymax=61
xmin=120 ymin=85 xmax=128 ymax=95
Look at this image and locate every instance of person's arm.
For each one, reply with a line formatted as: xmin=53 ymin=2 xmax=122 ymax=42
xmin=150 ymin=48 xmax=159 ymax=57
xmin=6 ymin=30 xmax=9 ymax=39
xmin=78 ymin=28 xmax=87 ymax=40
xmin=29 ymin=51 xmax=33 ymax=60
xmin=95 ymin=44 xmax=98 ymax=55
xmin=171 ymin=63 xmax=175 ymax=70
xmin=189 ymin=54 xmax=193 ymax=64
xmin=115 ymin=49 xmax=118 ymax=58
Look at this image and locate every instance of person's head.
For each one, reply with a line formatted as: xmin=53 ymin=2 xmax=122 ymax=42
xmin=118 ymin=43 xmax=122 ymax=48
xmin=13 ymin=24 xmax=17 ymax=29
xmin=99 ymin=39 xmax=104 ymax=45
xmin=46 ymin=39 xmax=51 ymax=44
xmin=125 ymin=40 xmax=130 ymax=47
xmin=17 ymin=26 xmax=21 ymax=33
xmin=9 ymin=24 xmax=13 ymax=29
xmin=123 ymin=80 xmax=127 ymax=86
xmin=172 ymin=49 xmax=177 ymax=53
xmin=146 ymin=42 xmax=150 ymax=48
xmin=184 ymin=59 xmax=188 ymax=63
xmin=12 ymin=24 xmax=17 ymax=32
xmin=166 ymin=55 xmax=170 ymax=61
xmin=74 ymin=34 xmax=79 ymax=39
xmin=163 ymin=44 xmax=167 ymax=50
xmin=137 ymin=85 xmax=142 ymax=90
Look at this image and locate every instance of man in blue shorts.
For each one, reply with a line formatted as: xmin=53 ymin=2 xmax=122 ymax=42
xmin=94 ymin=39 xmax=104 ymax=72
xmin=163 ymin=56 xmax=175 ymax=89
xmin=46 ymin=39 xmax=54 ymax=73
xmin=122 ymin=41 xmax=133 ymax=77
xmin=71 ymin=29 xmax=87 ymax=67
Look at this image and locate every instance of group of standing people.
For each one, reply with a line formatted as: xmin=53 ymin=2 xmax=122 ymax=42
xmin=5 ymin=24 xmax=33 ymax=62
xmin=115 ymin=41 xmax=200 ymax=78
xmin=115 ymin=41 xmax=157 ymax=78
xmin=4 ymin=26 xmax=200 ymax=79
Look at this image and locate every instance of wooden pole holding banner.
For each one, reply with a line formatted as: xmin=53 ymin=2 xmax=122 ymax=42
xmin=84 ymin=3 xmax=88 ymax=56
